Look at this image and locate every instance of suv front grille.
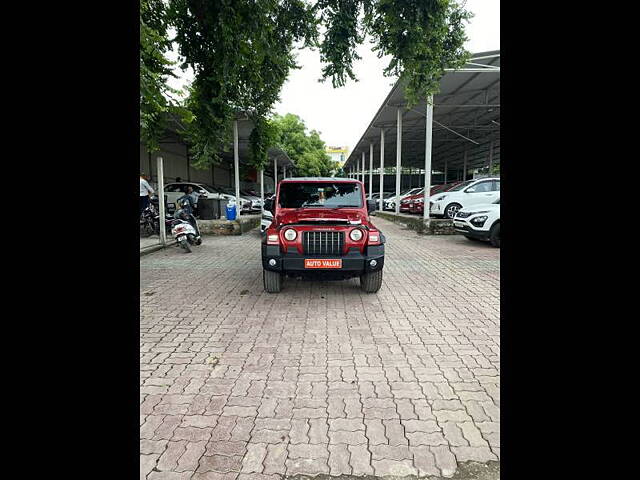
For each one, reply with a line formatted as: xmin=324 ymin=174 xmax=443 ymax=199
xmin=302 ymin=231 xmax=344 ymax=256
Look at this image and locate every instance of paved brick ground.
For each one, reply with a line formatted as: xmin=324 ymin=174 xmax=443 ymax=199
xmin=140 ymin=217 xmax=500 ymax=480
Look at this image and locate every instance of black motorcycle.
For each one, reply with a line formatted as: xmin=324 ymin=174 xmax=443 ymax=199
xmin=140 ymin=199 xmax=159 ymax=237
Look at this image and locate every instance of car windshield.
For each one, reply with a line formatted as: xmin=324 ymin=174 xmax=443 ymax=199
xmin=279 ymin=182 xmax=363 ymax=208
xmin=446 ymin=180 xmax=474 ymax=192
xmin=197 ymin=184 xmax=219 ymax=194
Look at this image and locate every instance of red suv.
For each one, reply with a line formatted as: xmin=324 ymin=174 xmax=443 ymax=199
xmin=262 ymin=178 xmax=385 ymax=293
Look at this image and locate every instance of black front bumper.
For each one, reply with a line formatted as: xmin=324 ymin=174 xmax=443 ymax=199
xmin=262 ymin=244 xmax=385 ymax=276
xmin=454 ymin=224 xmax=490 ymax=241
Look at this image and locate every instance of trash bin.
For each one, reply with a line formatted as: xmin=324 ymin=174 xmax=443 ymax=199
xmin=198 ymin=198 xmax=221 ymax=220
xmin=226 ymin=202 xmax=237 ymax=221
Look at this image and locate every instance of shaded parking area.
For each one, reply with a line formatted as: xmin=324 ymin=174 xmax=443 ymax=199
xmin=140 ymin=218 xmax=499 ymax=479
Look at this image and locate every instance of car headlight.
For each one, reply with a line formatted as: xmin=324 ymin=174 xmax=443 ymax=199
xmin=434 ymin=194 xmax=447 ymax=202
xmin=349 ymin=229 xmax=363 ymax=241
xmin=283 ymin=228 xmax=297 ymax=241
xmin=470 ymin=216 xmax=488 ymax=227
xmin=416 ymin=198 xmax=424 ymax=203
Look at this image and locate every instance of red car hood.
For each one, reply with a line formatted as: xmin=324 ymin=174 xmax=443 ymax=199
xmin=277 ymin=208 xmax=366 ymax=225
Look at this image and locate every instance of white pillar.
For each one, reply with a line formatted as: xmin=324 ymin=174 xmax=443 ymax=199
xmin=488 ymin=140 xmax=494 ymax=173
xmin=260 ymin=168 xmax=264 ymax=214
xmin=361 ymin=151 xmax=365 ymax=188
xmin=444 ymin=159 xmax=448 ymax=184
xmin=379 ymin=129 xmax=384 ymax=211
xmin=369 ymin=143 xmax=373 ymax=197
xmin=463 ymin=149 xmax=468 ymax=181
xmin=423 ymin=96 xmax=433 ymax=222
xmin=157 ymin=156 xmax=167 ymax=245
xmin=395 ymin=107 xmax=402 ymax=215
xmin=233 ymin=120 xmax=240 ymax=211
xmin=274 ymin=156 xmax=278 ymax=191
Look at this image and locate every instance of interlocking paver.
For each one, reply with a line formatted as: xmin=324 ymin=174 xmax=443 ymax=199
xmin=141 ymin=218 xmax=499 ymax=478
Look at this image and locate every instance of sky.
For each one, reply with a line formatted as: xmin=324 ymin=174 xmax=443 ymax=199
xmin=166 ymin=0 xmax=500 ymax=154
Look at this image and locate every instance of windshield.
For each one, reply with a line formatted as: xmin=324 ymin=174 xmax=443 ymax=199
xmin=446 ymin=180 xmax=474 ymax=192
xmin=279 ymin=182 xmax=363 ymax=208
xmin=197 ymin=184 xmax=219 ymax=194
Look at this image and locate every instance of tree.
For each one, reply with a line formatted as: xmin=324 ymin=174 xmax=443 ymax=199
xmin=145 ymin=1 xmax=471 ymax=169
xmin=270 ymin=113 xmax=337 ymax=176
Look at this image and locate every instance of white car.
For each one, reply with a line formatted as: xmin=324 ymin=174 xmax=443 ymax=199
xmin=164 ymin=182 xmax=253 ymax=212
xmin=384 ymin=188 xmax=423 ymax=211
xmin=430 ymin=177 xmax=500 ymax=219
xmin=261 ymin=209 xmax=273 ymax=234
xmin=453 ymin=200 xmax=500 ymax=247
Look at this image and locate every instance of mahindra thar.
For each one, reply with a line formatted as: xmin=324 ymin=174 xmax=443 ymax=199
xmin=261 ymin=178 xmax=385 ymax=293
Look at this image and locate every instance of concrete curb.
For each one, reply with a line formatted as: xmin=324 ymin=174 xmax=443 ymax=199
xmin=376 ymin=212 xmax=457 ymax=235
xmin=140 ymin=243 xmax=166 ymax=256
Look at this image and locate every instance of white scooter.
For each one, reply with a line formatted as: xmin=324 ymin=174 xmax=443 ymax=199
xmin=171 ymin=199 xmax=202 ymax=253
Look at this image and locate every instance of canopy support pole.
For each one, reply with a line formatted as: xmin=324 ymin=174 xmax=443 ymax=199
xmin=395 ymin=107 xmax=402 ymax=215
xmin=423 ymin=96 xmax=434 ymax=223
xmin=379 ymin=129 xmax=385 ymax=211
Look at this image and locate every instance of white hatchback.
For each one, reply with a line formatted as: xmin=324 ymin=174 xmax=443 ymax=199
xmin=430 ymin=177 xmax=500 ymax=219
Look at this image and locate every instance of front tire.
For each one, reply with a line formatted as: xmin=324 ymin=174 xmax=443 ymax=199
xmin=360 ymin=269 xmax=383 ymax=293
xmin=489 ymin=222 xmax=500 ymax=248
xmin=179 ymin=238 xmax=191 ymax=253
xmin=444 ymin=203 xmax=462 ymax=219
xmin=263 ymin=269 xmax=282 ymax=293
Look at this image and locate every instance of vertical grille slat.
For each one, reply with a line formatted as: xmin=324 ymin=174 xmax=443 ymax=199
xmin=302 ymin=231 xmax=344 ymax=256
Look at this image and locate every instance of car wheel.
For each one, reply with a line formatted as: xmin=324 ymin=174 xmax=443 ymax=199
xmin=444 ymin=203 xmax=462 ymax=219
xmin=489 ymin=223 xmax=500 ymax=248
xmin=360 ymin=269 xmax=383 ymax=293
xmin=263 ymin=269 xmax=282 ymax=293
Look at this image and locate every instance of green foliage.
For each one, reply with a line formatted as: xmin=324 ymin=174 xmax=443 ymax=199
xmin=142 ymin=0 xmax=471 ymax=167
xmin=168 ymin=0 xmax=317 ymax=169
xmin=318 ymin=0 xmax=472 ymax=106
xmin=270 ymin=113 xmax=337 ymax=176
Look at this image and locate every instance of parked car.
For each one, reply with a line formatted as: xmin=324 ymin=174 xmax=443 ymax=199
xmin=408 ymin=182 xmax=463 ymax=214
xmin=376 ymin=192 xmax=395 ymax=208
xmin=430 ymin=177 xmax=500 ymax=219
xmin=261 ymin=194 xmax=276 ymax=234
xmin=384 ymin=187 xmax=423 ymax=211
xmin=453 ymin=199 xmax=500 ymax=247
xmin=214 ymin=186 xmax=260 ymax=213
xmin=400 ymin=189 xmax=424 ymax=212
xmin=262 ymin=178 xmax=385 ymax=293
xmin=164 ymin=182 xmax=253 ymax=213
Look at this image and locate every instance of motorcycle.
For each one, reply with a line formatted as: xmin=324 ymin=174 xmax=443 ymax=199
xmin=171 ymin=199 xmax=202 ymax=253
xmin=140 ymin=199 xmax=159 ymax=237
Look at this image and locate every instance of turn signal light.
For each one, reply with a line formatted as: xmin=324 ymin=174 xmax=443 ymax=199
xmin=368 ymin=233 xmax=380 ymax=245
xmin=267 ymin=234 xmax=279 ymax=245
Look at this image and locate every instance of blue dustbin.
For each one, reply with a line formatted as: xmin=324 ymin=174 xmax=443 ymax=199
xmin=225 ymin=203 xmax=237 ymax=220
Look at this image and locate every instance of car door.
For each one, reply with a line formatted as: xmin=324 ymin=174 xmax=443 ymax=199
xmin=164 ymin=184 xmax=184 ymax=206
xmin=461 ymin=180 xmax=498 ymax=207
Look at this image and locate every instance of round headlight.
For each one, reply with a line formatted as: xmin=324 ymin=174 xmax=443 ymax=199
xmin=284 ymin=229 xmax=297 ymax=241
xmin=350 ymin=229 xmax=363 ymax=241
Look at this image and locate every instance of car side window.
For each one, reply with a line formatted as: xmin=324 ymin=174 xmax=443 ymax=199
xmin=165 ymin=184 xmax=180 ymax=192
xmin=493 ymin=180 xmax=500 ymax=191
xmin=467 ymin=181 xmax=492 ymax=193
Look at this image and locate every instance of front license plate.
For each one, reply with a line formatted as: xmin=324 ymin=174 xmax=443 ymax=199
xmin=304 ymin=259 xmax=342 ymax=269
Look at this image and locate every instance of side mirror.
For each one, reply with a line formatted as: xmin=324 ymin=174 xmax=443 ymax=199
xmin=264 ymin=198 xmax=274 ymax=213
xmin=367 ymin=199 xmax=377 ymax=213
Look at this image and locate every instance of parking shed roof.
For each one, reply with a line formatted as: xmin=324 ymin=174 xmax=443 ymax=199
xmin=344 ymin=50 xmax=500 ymax=174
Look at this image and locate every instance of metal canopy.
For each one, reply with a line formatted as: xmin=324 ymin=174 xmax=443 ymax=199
xmin=162 ymin=113 xmax=293 ymax=172
xmin=344 ymin=50 xmax=500 ymax=174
